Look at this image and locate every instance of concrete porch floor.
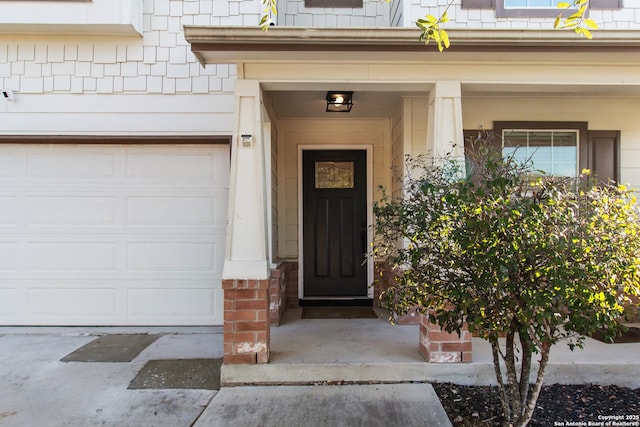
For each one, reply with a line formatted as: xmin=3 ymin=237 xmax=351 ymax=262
xmin=222 ymin=308 xmax=640 ymax=388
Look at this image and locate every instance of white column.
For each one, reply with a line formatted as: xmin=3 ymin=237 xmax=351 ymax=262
xmin=426 ymin=80 xmax=465 ymax=174
xmin=223 ymin=79 xmax=269 ymax=280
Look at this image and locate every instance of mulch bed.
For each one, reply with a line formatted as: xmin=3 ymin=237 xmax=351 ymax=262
xmin=433 ymin=383 xmax=640 ymax=426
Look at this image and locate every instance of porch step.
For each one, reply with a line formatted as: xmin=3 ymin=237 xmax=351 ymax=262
xmin=221 ymin=356 xmax=640 ymax=388
xmin=221 ymin=361 xmax=494 ymax=386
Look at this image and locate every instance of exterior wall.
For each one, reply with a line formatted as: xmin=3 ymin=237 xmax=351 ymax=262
xmin=270 ymin=121 xmax=280 ymax=264
xmin=278 ymin=0 xmax=390 ymax=27
xmin=408 ymin=97 xmax=429 ymax=157
xmin=462 ymin=96 xmax=640 ymax=188
xmin=276 ymin=118 xmax=392 ymax=260
xmin=402 ymin=0 xmax=640 ymax=29
xmin=0 ymin=0 xmax=143 ymax=35
xmin=391 ymin=98 xmax=406 ymax=197
xmin=0 ymin=0 xmax=237 ymax=136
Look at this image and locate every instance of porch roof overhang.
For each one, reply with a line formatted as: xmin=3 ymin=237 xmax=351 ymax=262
xmin=184 ymin=26 xmax=640 ymax=65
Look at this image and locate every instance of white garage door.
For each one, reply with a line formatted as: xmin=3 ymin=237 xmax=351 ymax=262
xmin=0 ymin=144 xmax=229 ymax=326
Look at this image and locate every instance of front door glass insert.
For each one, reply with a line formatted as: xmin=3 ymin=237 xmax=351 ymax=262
xmin=314 ymin=161 xmax=354 ymax=189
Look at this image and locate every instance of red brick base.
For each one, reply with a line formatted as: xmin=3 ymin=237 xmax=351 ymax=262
xmin=283 ymin=261 xmax=299 ymax=309
xmin=419 ymin=313 xmax=472 ymax=363
xmin=268 ymin=266 xmax=286 ymax=326
xmin=222 ymin=278 xmax=270 ymax=364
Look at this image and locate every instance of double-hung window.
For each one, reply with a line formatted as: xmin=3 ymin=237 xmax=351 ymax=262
xmin=497 ymin=0 xmax=571 ymax=16
xmin=462 ymin=0 xmax=621 ymax=18
xmin=493 ymin=121 xmax=589 ymax=178
xmin=502 ymin=129 xmax=579 ymax=177
xmin=467 ymin=122 xmax=618 ymax=184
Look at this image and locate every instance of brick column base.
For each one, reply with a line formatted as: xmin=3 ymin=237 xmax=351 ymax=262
xmin=373 ymin=262 xmax=419 ymax=325
xmin=223 ymin=279 xmax=270 ymax=364
xmin=419 ymin=313 xmax=472 ymax=363
xmin=268 ymin=267 xmax=286 ymax=326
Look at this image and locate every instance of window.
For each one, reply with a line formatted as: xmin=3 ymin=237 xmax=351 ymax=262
xmin=466 ymin=122 xmax=619 ymax=184
xmin=462 ymin=0 xmax=621 ymax=16
xmin=504 ymin=0 xmax=562 ymax=8
xmin=502 ymin=130 xmax=578 ymax=177
xmin=496 ymin=0 xmax=576 ymax=17
xmin=304 ymin=0 xmax=362 ymax=7
xmin=495 ymin=121 xmax=588 ymax=177
xmin=314 ymin=161 xmax=355 ymax=189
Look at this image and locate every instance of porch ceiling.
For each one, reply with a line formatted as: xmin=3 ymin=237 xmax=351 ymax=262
xmin=266 ymin=90 xmax=421 ymax=119
xmin=267 ymin=82 xmax=640 ymax=119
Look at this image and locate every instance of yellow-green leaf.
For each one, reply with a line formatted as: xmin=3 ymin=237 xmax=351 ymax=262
xmin=584 ymin=18 xmax=598 ymax=29
xmin=441 ymin=29 xmax=450 ymax=48
xmin=433 ymin=30 xmax=441 ymax=43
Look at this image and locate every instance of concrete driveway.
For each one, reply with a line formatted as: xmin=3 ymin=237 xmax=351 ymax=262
xmin=0 ymin=327 xmax=221 ymax=427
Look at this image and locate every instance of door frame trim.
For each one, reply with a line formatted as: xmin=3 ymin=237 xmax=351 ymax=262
xmin=297 ymin=145 xmax=374 ymax=300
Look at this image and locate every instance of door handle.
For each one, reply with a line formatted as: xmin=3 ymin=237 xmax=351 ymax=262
xmin=360 ymin=222 xmax=367 ymax=253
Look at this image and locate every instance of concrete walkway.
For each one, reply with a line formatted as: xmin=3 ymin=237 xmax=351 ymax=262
xmin=194 ymin=384 xmax=452 ymax=427
xmin=0 ymin=312 xmax=638 ymax=427
xmin=223 ymin=309 xmax=640 ymax=388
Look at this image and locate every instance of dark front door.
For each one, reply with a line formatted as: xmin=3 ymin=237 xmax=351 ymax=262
xmin=302 ymin=149 xmax=368 ymax=297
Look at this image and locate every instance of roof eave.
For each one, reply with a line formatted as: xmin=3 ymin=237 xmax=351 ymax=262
xmin=184 ymin=26 xmax=640 ymax=65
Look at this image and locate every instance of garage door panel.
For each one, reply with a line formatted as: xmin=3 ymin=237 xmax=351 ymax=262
xmin=128 ymin=288 xmax=216 ymax=317
xmin=0 ymin=149 xmax=18 ymax=177
xmin=126 ymin=153 xmax=214 ymax=179
xmin=0 ymin=242 xmax=20 ymax=270
xmin=27 ymin=197 xmax=117 ymax=225
xmin=27 ymin=242 xmax=117 ymax=271
xmin=127 ymin=242 xmax=216 ymax=271
xmin=28 ymin=288 xmax=117 ymax=318
xmin=0 ymin=144 xmax=228 ymax=326
xmin=27 ymin=151 xmax=115 ymax=178
xmin=127 ymin=197 xmax=216 ymax=225
xmin=0 ymin=289 xmax=20 ymax=315
xmin=0 ymin=197 xmax=18 ymax=224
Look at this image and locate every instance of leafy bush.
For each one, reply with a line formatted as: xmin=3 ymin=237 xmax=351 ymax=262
xmin=373 ymin=139 xmax=640 ymax=426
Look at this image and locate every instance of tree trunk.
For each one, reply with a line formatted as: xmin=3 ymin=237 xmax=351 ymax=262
xmin=505 ymin=329 xmax=522 ymax=419
xmin=519 ymin=334 xmax=532 ymax=413
xmin=490 ymin=339 xmax=512 ymax=423
xmin=514 ymin=341 xmax=551 ymax=427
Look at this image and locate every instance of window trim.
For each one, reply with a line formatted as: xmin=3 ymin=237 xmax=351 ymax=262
xmin=304 ymin=0 xmax=363 ymax=8
xmin=462 ymin=0 xmax=620 ymax=12
xmin=494 ymin=121 xmax=588 ymax=174
xmin=501 ymin=128 xmax=580 ymax=176
xmin=496 ymin=1 xmax=576 ymax=17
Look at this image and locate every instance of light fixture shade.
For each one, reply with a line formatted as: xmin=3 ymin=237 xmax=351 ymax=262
xmin=326 ymin=91 xmax=353 ymax=113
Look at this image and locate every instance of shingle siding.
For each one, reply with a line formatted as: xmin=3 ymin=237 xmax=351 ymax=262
xmin=0 ymin=0 xmax=238 ymax=96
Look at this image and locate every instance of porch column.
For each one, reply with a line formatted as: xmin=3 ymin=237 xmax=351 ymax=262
xmin=222 ymin=79 xmax=270 ymax=364
xmin=426 ymin=80 xmax=465 ymax=173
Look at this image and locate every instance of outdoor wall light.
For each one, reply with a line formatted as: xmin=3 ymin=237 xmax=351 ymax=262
xmin=326 ymin=91 xmax=353 ymax=113
xmin=2 ymin=89 xmax=14 ymax=101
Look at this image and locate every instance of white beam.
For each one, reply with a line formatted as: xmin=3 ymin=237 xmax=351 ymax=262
xmin=223 ymin=80 xmax=270 ymax=280
xmin=427 ymin=80 xmax=465 ymax=174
